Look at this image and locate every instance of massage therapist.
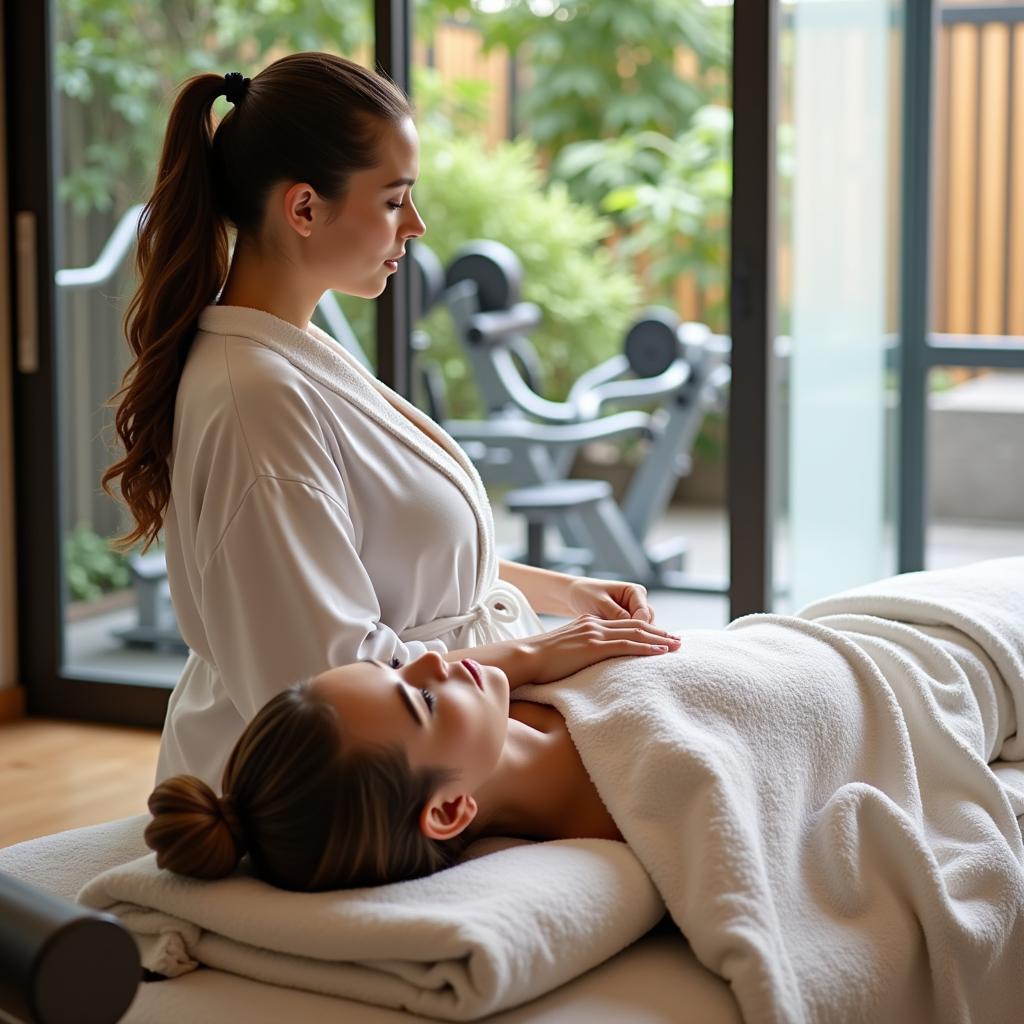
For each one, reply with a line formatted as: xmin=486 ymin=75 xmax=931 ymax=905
xmin=102 ymin=52 xmax=668 ymax=789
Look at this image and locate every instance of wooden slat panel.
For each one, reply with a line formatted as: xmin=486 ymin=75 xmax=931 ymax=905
xmin=1010 ymin=25 xmax=1024 ymax=335
xmin=434 ymin=24 xmax=509 ymax=148
xmin=932 ymin=26 xmax=952 ymax=332
xmin=976 ymin=23 xmax=1010 ymax=335
xmin=946 ymin=24 xmax=980 ymax=333
xmin=675 ymin=272 xmax=699 ymax=320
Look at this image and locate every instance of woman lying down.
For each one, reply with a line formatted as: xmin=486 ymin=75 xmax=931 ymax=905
xmin=141 ymin=557 xmax=1021 ymax=894
xmin=146 ymin=558 xmax=1024 ymax=1022
xmin=146 ymin=613 xmax=676 ymax=886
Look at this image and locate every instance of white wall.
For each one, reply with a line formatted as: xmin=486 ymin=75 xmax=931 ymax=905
xmin=0 ymin=0 xmax=21 ymax=693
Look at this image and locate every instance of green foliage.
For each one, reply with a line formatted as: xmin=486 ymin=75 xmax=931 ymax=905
xmin=553 ymin=105 xmax=732 ymax=325
xmin=55 ymin=0 xmax=370 ymax=214
xmin=65 ymin=523 xmax=132 ymax=601
xmin=55 ymin=0 xmax=731 ymax=214
xmin=467 ymin=0 xmax=730 ymax=152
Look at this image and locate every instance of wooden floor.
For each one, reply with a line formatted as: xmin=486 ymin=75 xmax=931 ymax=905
xmin=0 ymin=718 xmax=161 ymax=849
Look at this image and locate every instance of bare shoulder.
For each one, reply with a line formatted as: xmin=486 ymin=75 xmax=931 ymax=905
xmin=509 ymin=700 xmax=565 ymax=734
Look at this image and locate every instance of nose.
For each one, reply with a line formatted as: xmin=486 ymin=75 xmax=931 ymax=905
xmin=403 ymin=651 xmax=448 ymax=685
xmin=402 ymin=199 xmax=426 ymax=239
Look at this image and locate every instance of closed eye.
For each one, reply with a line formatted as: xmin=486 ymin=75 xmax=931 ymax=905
xmin=420 ymin=688 xmax=436 ymax=714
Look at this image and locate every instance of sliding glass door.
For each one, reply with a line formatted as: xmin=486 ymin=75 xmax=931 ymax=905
xmin=773 ymin=0 xmax=903 ymax=610
xmin=9 ymin=1 xmax=387 ymax=724
xmin=731 ymin=0 xmax=910 ymax=616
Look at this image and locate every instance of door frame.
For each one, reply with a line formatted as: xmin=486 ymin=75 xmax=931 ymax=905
xmin=6 ymin=1 xmax=413 ymax=726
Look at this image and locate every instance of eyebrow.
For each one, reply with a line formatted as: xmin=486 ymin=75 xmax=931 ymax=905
xmin=363 ymin=658 xmax=425 ymax=728
xmin=395 ymin=682 xmax=425 ymax=727
xmin=382 ymin=177 xmax=415 ymax=189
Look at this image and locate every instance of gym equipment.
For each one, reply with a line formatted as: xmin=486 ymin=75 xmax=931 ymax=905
xmin=411 ymin=244 xmax=656 ymax=506
xmin=444 ymin=243 xmax=696 ymax=427
xmin=113 ymin=551 xmax=188 ymax=653
xmin=426 ymin=240 xmax=730 ymax=590
xmin=501 ymin=315 xmax=730 ymax=589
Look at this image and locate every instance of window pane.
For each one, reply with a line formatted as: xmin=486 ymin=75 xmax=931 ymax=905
xmin=772 ymin=0 xmax=903 ymax=611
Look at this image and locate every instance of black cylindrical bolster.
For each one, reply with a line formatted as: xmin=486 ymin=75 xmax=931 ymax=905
xmin=0 ymin=871 xmax=139 ymax=1024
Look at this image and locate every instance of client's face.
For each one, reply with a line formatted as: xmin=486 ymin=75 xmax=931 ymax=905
xmin=311 ymin=652 xmax=510 ymax=795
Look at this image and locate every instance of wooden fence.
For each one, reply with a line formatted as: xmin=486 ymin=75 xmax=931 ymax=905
xmin=934 ymin=5 xmax=1024 ymax=335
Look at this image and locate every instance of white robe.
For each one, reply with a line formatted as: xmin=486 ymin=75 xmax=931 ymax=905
xmin=156 ymin=304 xmax=543 ymax=788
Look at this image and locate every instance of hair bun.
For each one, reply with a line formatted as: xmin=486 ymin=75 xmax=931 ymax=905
xmin=217 ymin=793 xmax=245 ymax=849
xmin=145 ymin=775 xmax=246 ymax=880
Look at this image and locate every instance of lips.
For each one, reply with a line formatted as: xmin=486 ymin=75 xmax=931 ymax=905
xmin=462 ymin=659 xmax=483 ymax=690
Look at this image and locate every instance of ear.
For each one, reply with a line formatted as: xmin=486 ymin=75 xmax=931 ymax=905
xmin=282 ymin=181 xmax=319 ymax=235
xmin=419 ymin=792 xmax=478 ymax=842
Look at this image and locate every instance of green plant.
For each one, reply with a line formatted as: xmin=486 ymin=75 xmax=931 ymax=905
xmin=56 ymin=2 xmax=701 ymax=431
xmin=553 ymin=105 xmax=732 ymax=323
xmin=65 ymin=523 xmax=133 ymax=601
xmin=468 ymin=0 xmax=730 ymax=153
xmin=56 ymin=0 xmax=373 ymax=215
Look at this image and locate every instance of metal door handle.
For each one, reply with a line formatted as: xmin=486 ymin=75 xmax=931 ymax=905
xmin=15 ymin=210 xmax=39 ymax=374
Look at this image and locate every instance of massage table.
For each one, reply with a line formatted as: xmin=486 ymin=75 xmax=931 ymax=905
xmin=0 ymin=815 xmax=740 ymax=1023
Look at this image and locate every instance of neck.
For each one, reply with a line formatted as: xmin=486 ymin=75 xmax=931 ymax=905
xmin=465 ymin=718 xmax=554 ymax=842
xmin=218 ymin=240 xmax=321 ymax=333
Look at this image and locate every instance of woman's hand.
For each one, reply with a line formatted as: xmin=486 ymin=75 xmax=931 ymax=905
xmin=521 ymin=615 xmax=681 ymax=686
xmin=565 ymin=577 xmax=655 ymax=624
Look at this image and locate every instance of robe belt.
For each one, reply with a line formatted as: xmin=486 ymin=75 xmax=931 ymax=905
xmin=399 ymin=581 xmax=525 ymax=646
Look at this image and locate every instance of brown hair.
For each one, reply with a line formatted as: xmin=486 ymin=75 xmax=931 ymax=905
xmin=144 ymin=682 xmax=463 ymax=891
xmin=102 ymin=53 xmax=412 ymax=552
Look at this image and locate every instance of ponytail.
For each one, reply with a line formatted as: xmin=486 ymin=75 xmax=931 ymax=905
xmin=101 ymin=74 xmax=228 ymax=552
xmin=102 ymin=54 xmax=412 ymax=551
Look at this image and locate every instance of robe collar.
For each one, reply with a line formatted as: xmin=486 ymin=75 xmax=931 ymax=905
xmin=196 ymin=304 xmax=497 ymax=600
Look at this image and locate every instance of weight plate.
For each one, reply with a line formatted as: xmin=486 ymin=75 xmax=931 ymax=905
xmin=624 ymin=306 xmax=681 ymax=378
xmin=445 ymin=240 xmax=523 ymax=311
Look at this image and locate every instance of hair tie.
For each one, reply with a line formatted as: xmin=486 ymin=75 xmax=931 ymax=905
xmin=218 ymin=792 xmax=246 ymax=851
xmin=223 ymin=71 xmax=250 ymax=105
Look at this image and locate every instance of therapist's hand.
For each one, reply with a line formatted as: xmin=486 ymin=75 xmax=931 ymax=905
xmin=565 ymin=576 xmax=655 ymax=624
xmin=522 ymin=615 xmax=681 ymax=686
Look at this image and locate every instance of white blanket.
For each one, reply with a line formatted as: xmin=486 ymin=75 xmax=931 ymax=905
xmin=78 ymin=558 xmax=1024 ymax=1022
xmin=517 ymin=556 xmax=1024 ymax=1024
xmin=77 ymin=835 xmax=664 ymax=1021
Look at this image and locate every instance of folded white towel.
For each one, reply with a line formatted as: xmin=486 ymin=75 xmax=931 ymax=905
xmin=78 ymin=836 xmax=663 ymax=1021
